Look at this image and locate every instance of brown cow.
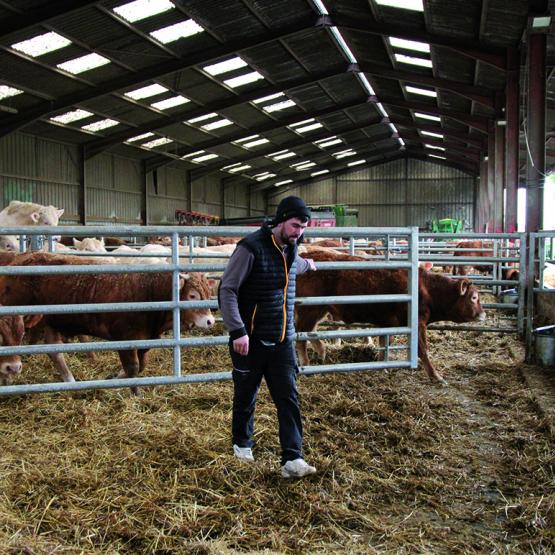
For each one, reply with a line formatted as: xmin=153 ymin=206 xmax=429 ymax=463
xmin=0 ymin=252 xmax=215 ymax=393
xmin=296 ymin=249 xmax=485 ymax=384
xmin=452 ymin=240 xmax=519 ymax=281
xmin=0 ymin=312 xmax=43 ymax=385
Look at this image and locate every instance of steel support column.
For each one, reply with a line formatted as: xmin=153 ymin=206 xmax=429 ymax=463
xmin=494 ymin=121 xmax=505 ymax=232
xmin=140 ymin=161 xmax=148 ymax=225
xmin=475 ymin=158 xmax=488 ymax=232
xmin=525 ymin=32 xmax=546 ymax=232
xmin=78 ymin=146 xmax=86 ymax=225
xmin=487 ymin=123 xmax=496 ymax=232
xmin=505 ymin=49 xmax=520 ymax=232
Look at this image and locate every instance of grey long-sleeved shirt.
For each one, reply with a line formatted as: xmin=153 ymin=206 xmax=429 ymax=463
xmin=219 ymin=243 xmax=312 ymax=337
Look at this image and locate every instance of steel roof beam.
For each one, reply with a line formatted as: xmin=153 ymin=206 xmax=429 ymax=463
xmin=328 ymin=14 xmax=507 ymax=71
xmin=144 ymin=97 xmax=379 ymax=172
xmin=83 ymin=65 xmax=350 ymax=159
xmin=0 ymin=15 xmax=320 ymax=139
xmin=356 ymin=62 xmax=496 ymax=110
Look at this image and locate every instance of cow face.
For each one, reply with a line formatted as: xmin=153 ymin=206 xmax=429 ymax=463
xmin=73 ymin=237 xmax=106 ymax=252
xmin=179 ymin=272 xmax=216 ymax=329
xmin=0 ymin=235 xmax=19 ymax=252
xmin=33 ymin=206 xmax=64 ymax=226
xmin=453 ymin=279 xmax=486 ymax=323
xmin=0 ymin=312 xmax=42 ymax=384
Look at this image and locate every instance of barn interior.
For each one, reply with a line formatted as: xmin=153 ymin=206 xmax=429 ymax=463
xmin=0 ymin=1 xmax=554 ymax=553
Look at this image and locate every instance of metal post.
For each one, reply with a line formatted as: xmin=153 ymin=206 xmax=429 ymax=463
xmin=78 ymin=145 xmax=86 ymax=225
xmin=505 ymin=48 xmax=520 ymax=232
xmin=408 ymin=227 xmax=419 ymax=368
xmin=525 ymin=32 xmax=546 ymax=232
xmin=140 ymin=160 xmax=148 ymax=225
xmin=487 ymin=123 xmax=496 ymax=232
xmin=494 ymin=122 xmax=505 ymax=232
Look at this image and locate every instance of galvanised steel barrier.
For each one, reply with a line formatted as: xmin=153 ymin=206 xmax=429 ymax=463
xmin=0 ymin=225 xmax=419 ymax=395
xmin=526 ymin=231 xmax=555 ymax=359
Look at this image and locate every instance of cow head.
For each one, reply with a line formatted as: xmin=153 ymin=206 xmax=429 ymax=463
xmin=73 ymin=237 xmax=106 ymax=252
xmin=0 ymin=310 xmax=42 ymax=385
xmin=0 ymin=235 xmax=19 ymax=252
xmin=32 ymin=206 xmax=64 ymax=226
xmin=455 ymin=279 xmax=486 ymax=322
xmin=179 ymin=272 xmax=216 ymax=329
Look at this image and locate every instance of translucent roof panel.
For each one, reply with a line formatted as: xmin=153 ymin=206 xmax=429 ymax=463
xmin=191 ymin=153 xmax=219 ymax=162
xmin=57 ymin=53 xmax=110 ymax=74
xmin=425 ymin=144 xmax=445 ymax=150
xmin=50 ymin=109 xmax=93 ymax=124
xmin=295 ymin=122 xmax=323 ymax=133
xmin=421 ymin=130 xmax=444 ymax=138
xmin=150 ymin=20 xmax=204 ymax=44
xmin=125 ymin=84 xmax=168 ymax=100
xmin=0 ymin=85 xmax=23 ymax=100
xmin=415 ymin=112 xmax=441 ymax=122
xmin=274 ymin=179 xmax=293 ymax=186
xmin=374 ymin=0 xmax=423 ymax=11
xmin=395 ymin=54 xmax=432 ymax=68
xmin=311 ymin=169 xmax=330 ymax=176
xmin=201 ymin=118 xmax=233 ymax=131
xmin=405 ymin=85 xmax=437 ymax=97
xmin=227 ymin=164 xmax=252 ymax=173
xmin=242 ymin=138 xmax=270 ymax=148
xmin=187 ymin=113 xmax=217 ymax=124
xmin=81 ymin=119 xmax=119 ymax=132
xmin=389 ymin=37 xmax=430 ymax=53
xmin=347 ymin=159 xmax=366 ymax=167
xmin=142 ymin=137 xmax=173 ymax=148
xmin=428 ymin=153 xmax=446 ymax=160
xmin=253 ymin=92 xmax=285 ymax=104
xmin=224 ymin=71 xmax=264 ymax=88
xmin=125 ymin=132 xmax=155 ymax=143
xmin=263 ymin=99 xmax=296 ymax=113
xmin=150 ymin=95 xmax=189 ymax=110
xmin=113 ymin=0 xmax=174 ymax=23
xmin=203 ymin=56 xmax=248 ymax=76
xmin=11 ymin=32 xmax=71 ymax=57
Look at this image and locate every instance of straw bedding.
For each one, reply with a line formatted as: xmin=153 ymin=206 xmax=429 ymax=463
xmin=0 ymin=317 xmax=553 ymax=553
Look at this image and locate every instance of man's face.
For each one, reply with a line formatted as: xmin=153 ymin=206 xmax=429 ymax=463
xmin=276 ymin=217 xmax=308 ymax=245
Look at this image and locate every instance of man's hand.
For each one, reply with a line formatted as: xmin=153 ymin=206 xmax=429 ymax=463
xmin=233 ymin=334 xmax=250 ymax=356
xmin=306 ymin=258 xmax=317 ymax=271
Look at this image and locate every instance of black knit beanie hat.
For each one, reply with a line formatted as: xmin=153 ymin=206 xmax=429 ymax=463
xmin=272 ymin=196 xmax=311 ymax=225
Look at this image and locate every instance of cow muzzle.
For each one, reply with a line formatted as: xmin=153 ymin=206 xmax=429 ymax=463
xmin=0 ymin=359 xmax=22 ymax=377
xmin=193 ymin=312 xmax=216 ymax=328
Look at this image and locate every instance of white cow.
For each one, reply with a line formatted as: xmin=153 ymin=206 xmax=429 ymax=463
xmin=73 ymin=237 xmax=107 ymax=253
xmin=0 ymin=200 xmax=64 ymax=252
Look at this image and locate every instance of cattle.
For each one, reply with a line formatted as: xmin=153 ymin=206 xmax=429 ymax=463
xmin=452 ymin=240 xmax=519 ymax=281
xmin=0 ymin=312 xmax=43 ymax=385
xmin=73 ymin=237 xmax=107 ymax=253
xmin=206 ymin=236 xmax=240 ymax=246
xmin=0 ymin=252 xmax=216 ymax=394
xmin=295 ymin=248 xmax=485 ymax=384
xmin=110 ymin=244 xmax=169 ymax=265
xmin=0 ymin=200 xmax=64 ymax=253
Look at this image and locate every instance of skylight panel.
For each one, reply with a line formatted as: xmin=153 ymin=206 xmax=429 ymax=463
xmin=274 ymin=179 xmax=293 ymax=187
xmin=234 ymin=134 xmax=260 ymax=144
xmin=142 ymin=137 xmax=173 ymax=148
xmin=125 ymin=84 xmax=168 ymax=100
xmin=12 ymin=32 xmax=71 ymax=57
xmin=224 ymin=71 xmax=264 ymax=88
xmin=399 ymin=137 xmax=406 ymax=146
xmin=201 ymin=118 xmax=233 ymax=131
xmin=203 ymin=56 xmax=248 ymax=76
xmin=421 ymin=130 xmax=443 ymax=139
xmin=263 ymin=99 xmax=296 ymax=113
xmin=181 ymin=150 xmax=205 ymax=159
xmin=316 ymin=138 xmax=342 ymax=148
xmin=57 ymin=53 xmax=110 ymax=74
xmin=50 ymin=109 xmax=93 ymax=124
xmin=290 ymin=118 xmax=315 ymax=128
xmin=150 ymin=95 xmax=189 ymax=110
xmin=188 ymin=113 xmax=218 ymax=124
xmin=150 ymin=20 xmax=204 ymax=44
xmin=311 ymin=0 xmax=329 ymax=15
xmin=348 ymin=159 xmax=366 ymax=167
xmin=242 ymin=138 xmax=270 ymax=148
xmin=428 ymin=154 xmax=446 ymax=160
xmin=295 ymin=162 xmax=316 ymax=171
xmin=375 ymin=102 xmax=389 ymax=117
xmin=291 ymin=161 xmax=311 ymax=168
xmin=272 ymin=152 xmax=296 ymax=161
xmin=425 ymin=144 xmax=445 ymax=151
xmin=395 ymin=53 xmax=432 ymax=68
xmin=191 ymin=153 xmax=219 ymax=163
xmin=0 ymin=85 xmax=23 ymax=100
xmin=334 ymin=150 xmax=357 ymax=159
xmin=415 ymin=112 xmax=441 ymax=122
xmin=227 ymin=164 xmax=252 ymax=173
xmin=113 ymin=0 xmax=174 ymax=22
xmin=254 ymin=173 xmax=276 ymax=181
xmin=405 ymin=85 xmax=437 ymax=97
xmin=311 ymin=169 xmax=329 ymax=177
xmin=333 ymin=149 xmax=354 ymax=156
xmin=81 ymin=119 xmax=119 ymax=132
xmin=253 ymin=92 xmax=285 ymax=104
xmin=295 ymin=122 xmax=323 ymax=133
xmin=125 ymin=132 xmax=155 ymax=143
xmin=389 ymin=123 xmax=399 ymax=133
xmin=374 ymin=0 xmax=423 ymax=11
xmin=389 ymin=37 xmax=430 ymax=53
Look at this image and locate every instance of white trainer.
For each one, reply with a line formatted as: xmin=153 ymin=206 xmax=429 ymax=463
xmin=281 ymin=458 xmax=317 ymax=478
xmin=233 ymin=444 xmax=254 ymax=462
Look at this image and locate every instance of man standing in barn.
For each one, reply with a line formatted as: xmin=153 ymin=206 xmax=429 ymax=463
xmin=219 ymin=196 xmax=317 ymax=478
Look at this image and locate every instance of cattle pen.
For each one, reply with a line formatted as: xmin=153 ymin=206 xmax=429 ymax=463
xmin=0 ymin=225 xmax=553 ymax=554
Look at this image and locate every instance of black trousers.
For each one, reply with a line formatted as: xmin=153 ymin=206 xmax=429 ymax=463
xmin=230 ymin=338 xmax=303 ymax=464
